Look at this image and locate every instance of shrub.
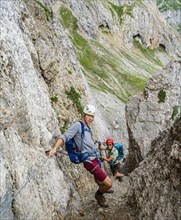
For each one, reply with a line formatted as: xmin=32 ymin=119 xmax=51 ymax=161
xmin=65 ymin=86 xmax=83 ymax=113
xmin=158 ymin=89 xmax=166 ymax=103
xmin=50 ymin=96 xmax=58 ymax=103
xmin=171 ymin=105 xmax=179 ymax=120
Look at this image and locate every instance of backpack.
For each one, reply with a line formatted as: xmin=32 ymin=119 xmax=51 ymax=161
xmin=114 ymin=142 xmax=124 ymax=160
xmin=65 ymin=121 xmax=90 ymax=164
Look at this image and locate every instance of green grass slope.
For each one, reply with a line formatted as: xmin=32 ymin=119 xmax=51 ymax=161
xmin=59 ymin=2 xmax=166 ymax=103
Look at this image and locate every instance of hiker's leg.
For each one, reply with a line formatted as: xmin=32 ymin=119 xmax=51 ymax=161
xmin=114 ymin=171 xmax=121 ymax=177
xmin=110 ymin=164 xmax=117 ymax=176
xmin=83 ymin=160 xmax=111 ymax=207
xmin=114 ymin=172 xmax=123 ymax=181
xmin=111 ymin=163 xmax=122 ymax=176
xmin=91 ymin=163 xmax=112 ymax=193
xmin=98 ymin=176 xmax=112 ymax=193
xmin=94 ymin=177 xmax=103 ymax=186
xmin=91 ymin=164 xmax=112 ymax=190
xmin=91 ymin=165 xmax=111 ymax=207
xmin=84 ymin=159 xmax=112 ymax=191
xmin=111 ymin=164 xmax=123 ymax=182
xmin=94 ymin=177 xmax=114 ymax=194
xmin=94 ymin=176 xmax=112 ymax=207
xmin=94 ymin=176 xmax=112 ymax=192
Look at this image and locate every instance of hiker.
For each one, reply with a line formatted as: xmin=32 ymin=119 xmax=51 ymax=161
xmin=99 ymin=138 xmax=123 ymax=182
xmin=47 ymin=104 xmax=112 ymax=207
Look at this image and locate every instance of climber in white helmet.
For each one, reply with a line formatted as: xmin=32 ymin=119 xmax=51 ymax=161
xmin=47 ymin=104 xmax=113 ymax=207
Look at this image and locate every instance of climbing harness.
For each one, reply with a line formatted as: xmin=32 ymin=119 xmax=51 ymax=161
xmin=83 ymin=159 xmax=101 ymax=174
xmin=0 ymin=155 xmax=49 ymax=216
xmin=90 ymin=160 xmax=101 ymax=173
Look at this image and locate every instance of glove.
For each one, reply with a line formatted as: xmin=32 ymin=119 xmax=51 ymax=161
xmin=96 ymin=141 xmax=101 ymax=146
xmin=99 ymin=156 xmax=104 ymax=162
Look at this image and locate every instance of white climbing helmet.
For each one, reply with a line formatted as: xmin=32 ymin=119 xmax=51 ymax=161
xmin=83 ymin=104 xmax=96 ymax=116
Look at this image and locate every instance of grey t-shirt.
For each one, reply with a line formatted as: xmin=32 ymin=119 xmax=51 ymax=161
xmin=60 ymin=121 xmax=98 ymax=160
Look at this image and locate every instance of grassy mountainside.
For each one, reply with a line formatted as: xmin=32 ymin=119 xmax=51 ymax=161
xmin=157 ymin=0 xmax=181 ymax=12
xmin=59 ymin=1 xmax=166 ymax=103
xmin=157 ymin=0 xmax=181 ymax=33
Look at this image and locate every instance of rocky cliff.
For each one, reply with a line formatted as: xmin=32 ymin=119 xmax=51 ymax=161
xmin=126 ymin=59 xmax=181 ymax=171
xmin=0 ymin=0 xmax=181 ymax=220
xmin=157 ymin=0 xmax=181 ymax=33
xmin=127 ymin=114 xmax=181 ymax=220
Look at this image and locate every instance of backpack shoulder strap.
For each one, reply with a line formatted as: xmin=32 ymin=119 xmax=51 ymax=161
xmin=78 ymin=121 xmax=84 ymax=138
xmin=78 ymin=121 xmax=84 ymax=151
xmin=87 ymin=124 xmax=92 ymax=137
xmin=79 ymin=121 xmax=92 ymax=137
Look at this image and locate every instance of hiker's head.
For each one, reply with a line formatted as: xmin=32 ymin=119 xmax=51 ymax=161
xmin=83 ymin=104 xmax=96 ymax=116
xmin=106 ymin=138 xmax=114 ymax=149
xmin=83 ymin=104 xmax=96 ymax=124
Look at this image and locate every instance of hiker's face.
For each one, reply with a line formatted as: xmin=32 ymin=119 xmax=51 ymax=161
xmin=107 ymin=143 xmax=113 ymax=149
xmin=84 ymin=114 xmax=94 ymax=124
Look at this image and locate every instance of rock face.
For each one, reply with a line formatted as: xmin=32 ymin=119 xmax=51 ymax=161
xmin=126 ymin=60 xmax=181 ymax=171
xmin=0 ymin=0 xmax=96 ymax=219
xmin=61 ymin=0 xmax=181 ymax=145
xmin=127 ymin=115 xmax=181 ymax=220
xmin=157 ymin=0 xmax=181 ymax=34
xmin=0 ymin=0 xmax=181 ymax=219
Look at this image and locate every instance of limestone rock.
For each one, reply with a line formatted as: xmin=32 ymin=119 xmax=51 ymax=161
xmin=127 ymin=115 xmax=181 ymax=220
xmin=126 ymin=60 xmax=181 ymax=171
xmin=0 ymin=0 xmax=181 ymax=219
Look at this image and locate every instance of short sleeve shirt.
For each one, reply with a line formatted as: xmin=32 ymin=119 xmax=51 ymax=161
xmin=102 ymin=146 xmax=118 ymax=163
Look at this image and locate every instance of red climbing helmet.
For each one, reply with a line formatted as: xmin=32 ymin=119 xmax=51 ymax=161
xmin=106 ymin=138 xmax=114 ymax=145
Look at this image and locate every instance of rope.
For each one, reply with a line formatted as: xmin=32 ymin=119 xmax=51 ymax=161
xmin=0 ymin=156 xmax=49 ymax=216
xmin=46 ymin=149 xmax=68 ymax=156
xmin=56 ymin=150 xmax=68 ymax=156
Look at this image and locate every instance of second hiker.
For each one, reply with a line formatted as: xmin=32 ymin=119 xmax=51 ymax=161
xmin=99 ymin=138 xmax=124 ymax=182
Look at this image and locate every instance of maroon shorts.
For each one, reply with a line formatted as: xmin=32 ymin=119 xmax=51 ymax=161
xmin=83 ymin=159 xmax=107 ymax=182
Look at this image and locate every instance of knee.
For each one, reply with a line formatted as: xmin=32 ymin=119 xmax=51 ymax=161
xmin=107 ymin=181 xmax=112 ymax=189
xmin=104 ymin=177 xmax=112 ymax=189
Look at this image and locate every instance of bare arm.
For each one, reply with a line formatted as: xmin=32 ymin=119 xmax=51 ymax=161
xmin=102 ymin=156 xmax=113 ymax=163
xmin=48 ymin=138 xmax=64 ymax=157
xmin=48 ymin=122 xmax=80 ymax=157
xmin=98 ymin=145 xmax=105 ymax=151
xmin=98 ymin=144 xmax=107 ymax=151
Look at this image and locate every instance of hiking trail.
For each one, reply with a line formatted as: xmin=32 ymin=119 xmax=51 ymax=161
xmin=78 ymin=175 xmax=138 ymax=220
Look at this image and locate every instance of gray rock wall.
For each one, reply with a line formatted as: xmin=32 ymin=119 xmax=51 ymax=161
xmin=0 ymin=0 xmax=181 ymax=219
xmin=60 ymin=0 xmax=181 ymax=147
xmin=157 ymin=0 xmax=181 ymax=34
xmin=0 ymin=0 xmax=96 ymax=219
xmin=126 ymin=60 xmax=181 ymax=171
xmin=127 ymin=115 xmax=181 ymax=220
